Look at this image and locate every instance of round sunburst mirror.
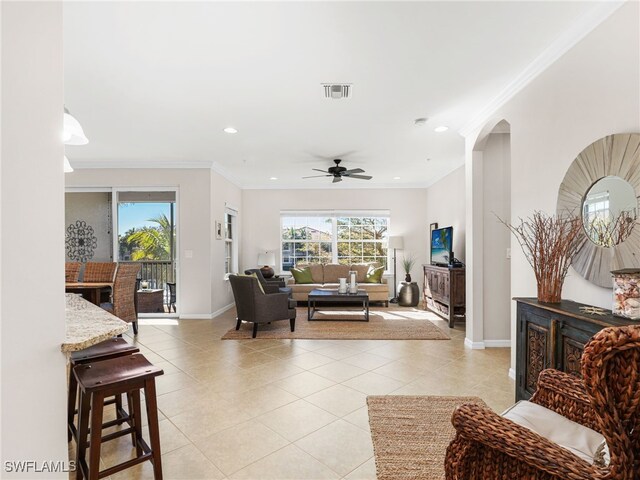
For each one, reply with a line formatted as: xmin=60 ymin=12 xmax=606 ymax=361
xmin=557 ymin=133 xmax=640 ymax=288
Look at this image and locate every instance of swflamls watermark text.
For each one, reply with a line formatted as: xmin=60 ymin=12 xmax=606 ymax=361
xmin=4 ymin=460 xmax=76 ymax=473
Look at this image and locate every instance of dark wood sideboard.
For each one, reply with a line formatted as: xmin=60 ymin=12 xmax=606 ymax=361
xmin=422 ymin=264 xmax=465 ymax=328
xmin=515 ymin=298 xmax=638 ymax=401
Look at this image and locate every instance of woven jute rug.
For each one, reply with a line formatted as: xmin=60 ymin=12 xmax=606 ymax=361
xmin=367 ymin=395 xmax=485 ymax=480
xmin=221 ymin=308 xmax=450 ymax=340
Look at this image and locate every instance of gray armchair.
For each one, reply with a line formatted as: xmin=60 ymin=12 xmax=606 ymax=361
xmin=244 ymin=268 xmax=292 ymax=296
xmin=229 ymin=275 xmax=296 ymax=338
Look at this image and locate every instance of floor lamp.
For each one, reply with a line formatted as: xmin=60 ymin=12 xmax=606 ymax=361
xmin=388 ymin=236 xmax=404 ymax=303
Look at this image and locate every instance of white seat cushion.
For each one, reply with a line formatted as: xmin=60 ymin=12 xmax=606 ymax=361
xmin=501 ymin=401 xmax=605 ymax=465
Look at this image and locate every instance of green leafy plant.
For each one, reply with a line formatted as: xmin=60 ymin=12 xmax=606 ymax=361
xmin=125 ymin=213 xmax=174 ymax=261
xmin=402 ymin=255 xmax=415 ymax=275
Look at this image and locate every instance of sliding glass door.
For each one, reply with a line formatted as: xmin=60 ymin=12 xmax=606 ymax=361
xmin=114 ymin=189 xmax=178 ymax=316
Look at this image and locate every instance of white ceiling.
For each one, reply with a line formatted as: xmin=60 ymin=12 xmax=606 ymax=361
xmin=64 ymin=1 xmax=602 ymax=189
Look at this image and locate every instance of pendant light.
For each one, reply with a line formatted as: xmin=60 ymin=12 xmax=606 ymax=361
xmin=63 ymin=107 xmax=88 ymax=145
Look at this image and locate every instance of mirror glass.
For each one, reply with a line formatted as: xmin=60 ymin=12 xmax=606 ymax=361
xmin=582 ymin=175 xmax=637 ymax=247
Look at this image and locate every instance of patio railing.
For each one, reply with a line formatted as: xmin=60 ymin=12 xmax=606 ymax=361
xmin=121 ymin=260 xmax=175 ymax=290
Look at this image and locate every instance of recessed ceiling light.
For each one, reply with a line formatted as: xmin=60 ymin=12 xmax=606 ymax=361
xmin=434 ymin=126 xmax=448 ymax=133
xmin=393 ymin=176 xmax=401 ymax=180
xmin=414 ymin=118 xmax=428 ymax=127
xmin=223 ymin=127 xmax=238 ymax=134
xmin=269 ymin=177 xmax=278 ymax=180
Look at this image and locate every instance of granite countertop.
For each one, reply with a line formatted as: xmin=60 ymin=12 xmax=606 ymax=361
xmin=62 ymin=293 xmax=130 ymax=353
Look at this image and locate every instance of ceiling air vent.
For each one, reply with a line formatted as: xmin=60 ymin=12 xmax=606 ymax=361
xmin=322 ymin=84 xmax=352 ymax=99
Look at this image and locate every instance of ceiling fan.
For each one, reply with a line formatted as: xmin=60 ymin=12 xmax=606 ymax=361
xmin=303 ymin=159 xmax=372 ymax=183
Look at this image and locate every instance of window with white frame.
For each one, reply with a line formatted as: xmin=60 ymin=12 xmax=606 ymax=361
xmin=224 ymin=207 xmax=238 ymax=275
xmin=281 ymin=211 xmax=389 ymax=271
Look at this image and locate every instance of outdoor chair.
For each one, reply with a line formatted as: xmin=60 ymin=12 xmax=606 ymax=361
xmin=100 ymin=263 xmax=141 ymax=334
xmin=65 ymin=262 xmax=82 ymax=282
xmin=166 ymin=282 xmax=176 ymax=312
xmin=445 ymin=324 xmax=640 ymax=480
xmin=229 ymin=274 xmax=296 ymax=338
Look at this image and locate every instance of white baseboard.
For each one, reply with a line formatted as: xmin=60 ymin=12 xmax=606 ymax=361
xmin=179 ymin=313 xmax=214 ymax=320
xmin=178 ymin=303 xmax=234 ymax=320
xmin=484 ymin=339 xmax=511 ymax=348
xmin=508 ymin=368 xmax=516 ymax=380
xmin=211 ymin=302 xmax=234 ymax=319
xmin=464 ymin=338 xmax=486 ymax=350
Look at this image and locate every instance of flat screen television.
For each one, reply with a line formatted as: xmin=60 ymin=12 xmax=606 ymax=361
xmin=431 ymin=226 xmax=453 ymax=266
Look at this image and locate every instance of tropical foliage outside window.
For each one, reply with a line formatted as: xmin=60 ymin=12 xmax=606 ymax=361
xmin=281 ymin=215 xmax=388 ymax=271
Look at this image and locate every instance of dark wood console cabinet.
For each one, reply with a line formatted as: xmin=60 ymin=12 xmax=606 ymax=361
xmin=515 ymin=298 xmax=637 ymax=401
xmin=422 ymin=264 xmax=465 ymax=328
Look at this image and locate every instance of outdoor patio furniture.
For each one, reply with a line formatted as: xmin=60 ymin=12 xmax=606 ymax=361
xmin=166 ymin=282 xmax=176 ymax=312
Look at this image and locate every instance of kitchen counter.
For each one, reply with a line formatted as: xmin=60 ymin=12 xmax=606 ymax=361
xmin=62 ymin=293 xmax=129 ymax=353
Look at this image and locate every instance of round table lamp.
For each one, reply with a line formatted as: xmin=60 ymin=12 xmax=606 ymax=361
xmin=258 ymin=252 xmax=276 ymax=279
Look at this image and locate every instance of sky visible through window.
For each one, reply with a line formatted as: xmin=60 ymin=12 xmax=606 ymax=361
xmin=118 ymin=202 xmax=171 ymax=234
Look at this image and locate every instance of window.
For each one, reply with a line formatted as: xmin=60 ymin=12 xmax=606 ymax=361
xmin=224 ymin=207 xmax=238 ymax=275
xmin=281 ymin=211 xmax=389 ymax=271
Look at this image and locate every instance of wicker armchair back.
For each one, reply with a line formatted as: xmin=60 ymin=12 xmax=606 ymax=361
xmin=83 ymin=262 xmax=116 ymax=283
xmin=445 ymin=324 xmax=640 ymax=480
xmin=102 ymin=263 xmax=140 ymax=324
xmin=65 ymin=262 xmax=82 ymax=282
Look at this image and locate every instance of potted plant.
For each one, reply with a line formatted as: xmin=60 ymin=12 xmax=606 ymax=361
xmin=402 ymin=255 xmax=415 ymax=283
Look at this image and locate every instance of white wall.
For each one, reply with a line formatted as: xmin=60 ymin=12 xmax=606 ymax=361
xmin=482 ymin=132 xmax=511 ymax=342
xmin=1 ymin=2 xmax=68 ymax=476
xmin=463 ymin=2 xmax=639 ymax=363
xmin=211 ymin=169 xmax=242 ymax=314
xmin=241 ymin=188 xmax=429 ymax=286
xmin=424 ymin=166 xmax=466 ymax=262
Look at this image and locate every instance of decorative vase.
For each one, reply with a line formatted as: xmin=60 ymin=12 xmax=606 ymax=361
xmin=405 ymin=273 xmax=412 ymax=282
xmin=260 ymin=265 xmax=275 ymax=279
xmin=338 ymin=278 xmax=348 ymax=294
xmin=398 ymin=282 xmax=419 ymax=307
xmin=536 ymin=281 xmax=562 ymax=304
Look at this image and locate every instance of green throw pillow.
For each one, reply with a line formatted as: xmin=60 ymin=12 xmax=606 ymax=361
xmin=236 ymin=272 xmax=264 ymax=293
xmin=291 ymin=267 xmax=313 ymax=284
xmin=365 ymin=265 xmax=385 ymax=283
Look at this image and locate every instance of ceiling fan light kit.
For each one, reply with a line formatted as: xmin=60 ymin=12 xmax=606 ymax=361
xmin=302 ymin=159 xmax=372 ymax=183
xmin=322 ymin=84 xmax=352 ymax=99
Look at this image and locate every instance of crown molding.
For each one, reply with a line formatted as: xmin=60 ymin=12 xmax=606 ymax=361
xmin=70 ymin=159 xmax=214 ymax=169
xmin=459 ymin=0 xmax=626 ymax=138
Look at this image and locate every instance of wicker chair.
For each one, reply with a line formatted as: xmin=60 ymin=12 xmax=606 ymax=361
xmin=100 ymin=263 xmax=141 ymax=334
xmin=65 ymin=262 xmax=82 ymax=282
xmin=229 ymin=274 xmax=296 ymax=338
xmin=83 ymin=262 xmax=116 ymax=282
xmin=445 ymin=325 xmax=640 ymax=480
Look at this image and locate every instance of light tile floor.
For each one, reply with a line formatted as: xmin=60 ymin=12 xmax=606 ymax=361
xmin=69 ymin=307 xmax=514 ymax=480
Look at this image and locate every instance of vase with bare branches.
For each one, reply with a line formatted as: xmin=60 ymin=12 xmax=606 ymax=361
xmin=500 ymin=211 xmax=586 ymax=303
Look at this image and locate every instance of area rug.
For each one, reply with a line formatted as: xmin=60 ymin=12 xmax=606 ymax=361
xmin=221 ymin=308 xmax=450 ymax=340
xmin=367 ymin=395 xmax=485 ymax=480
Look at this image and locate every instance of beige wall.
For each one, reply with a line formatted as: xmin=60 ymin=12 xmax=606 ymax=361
xmin=66 ymin=169 xmax=213 ymax=316
xmin=424 ymin=166 xmax=466 ymax=262
xmin=65 ymin=192 xmax=113 ymax=262
xmin=211 ymin=169 xmax=243 ymax=313
xmin=482 ymin=132 xmax=511 ymax=342
xmin=1 ymin=2 xmax=68 ymax=475
xmin=462 ymin=1 xmax=639 ymax=360
xmin=241 ymin=188 xmax=429 ymax=287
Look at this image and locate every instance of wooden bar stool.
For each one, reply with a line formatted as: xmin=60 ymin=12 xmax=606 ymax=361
xmin=74 ymin=354 xmax=163 ymax=480
xmin=68 ymin=338 xmax=139 ymax=443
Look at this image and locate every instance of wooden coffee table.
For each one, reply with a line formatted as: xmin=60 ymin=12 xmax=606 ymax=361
xmin=307 ymin=289 xmax=369 ymax=322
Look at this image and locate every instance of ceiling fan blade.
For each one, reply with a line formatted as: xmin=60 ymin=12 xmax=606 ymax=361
xmin=312 ymin=169 xmax=328 ymax=173
xmin=332 ymin=176 xmax=342 ymax=183
xmin=344 ymin=174 xmax=372 ymax=180
xmin=343 ymin=168 xmax=365 ymax=174
xmin=303 ymin=174 xmax=332 ymax=179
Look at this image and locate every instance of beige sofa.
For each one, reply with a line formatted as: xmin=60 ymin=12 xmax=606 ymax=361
xmin=287 ymin=263 xmax=389 ymax=306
